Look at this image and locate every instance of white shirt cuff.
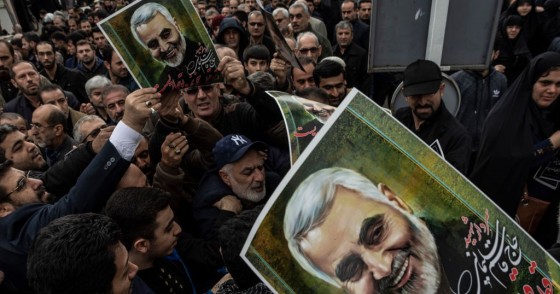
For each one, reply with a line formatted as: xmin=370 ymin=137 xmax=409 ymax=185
xmin=109 ymin=121 xmax=142 ymax=161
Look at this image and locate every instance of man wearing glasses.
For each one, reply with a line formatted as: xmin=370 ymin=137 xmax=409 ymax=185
xmin=179 ymin=56 xmax=287 ymax=149
xmin=296 ymin=32 xmax=323 ymax=63
xmin=247 ymin=11 xmax=276 ymax=55
xmin=30 ymin=105 xmax=77 ymax=167
xmin=289 ymin=2 xmax=332 ymax=61
xmin=0 ymin=87 xmax=162 ymax=292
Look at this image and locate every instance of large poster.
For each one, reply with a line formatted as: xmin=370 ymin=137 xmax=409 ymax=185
xmin=98 ymin=0 xmax=221 ymax=94
xmin=242 ymin=89 xmax=560 ymax=293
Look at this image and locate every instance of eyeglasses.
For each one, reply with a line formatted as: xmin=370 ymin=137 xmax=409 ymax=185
xmin=81 ymin=125 xmax=107 ymax=144
xmin=30 ymin=123 xmax=54 ymax=130
xmin=249 ymin=22 xmax=264 ymax=27
xmin=298 ymin=47 xmax=319 ymax=54
xmin=6 ymin=170 xmax=31 ymax=198
xmin=183 ymin=85 xmax=215 ymax=95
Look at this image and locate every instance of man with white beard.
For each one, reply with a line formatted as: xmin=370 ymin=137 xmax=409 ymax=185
xmin=285 ymin=167 xmax=450 ymax=293
xmin=130 ymin=2 xmax=220 ymax=93
xmin=193 ymin=134 xmax=281 ymax=240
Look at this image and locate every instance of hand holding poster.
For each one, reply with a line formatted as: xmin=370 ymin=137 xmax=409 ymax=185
xmin=242 ymin=89 xmax=560 ymax=293
xmin=98 ymin=0 xmax=221 ymax=108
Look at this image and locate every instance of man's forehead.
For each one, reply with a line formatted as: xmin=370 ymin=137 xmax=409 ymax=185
xmin=1 ymin=131 xmax=25 ymax=148
xmin=320 ymin=74 xmax=344 ymax=85
xmin=42 ymin=89 xmax=65 ymax=99
xmin=13 ymin=63 xmax=36 ymax=74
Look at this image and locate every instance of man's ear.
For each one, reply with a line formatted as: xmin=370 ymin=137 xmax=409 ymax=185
xmin=54 ymin=124 xmax=64 ymax=136
xmin=378 ymin=183 xmax=413 ymax=214
xmin=10 ymin=78 xmax=17 ymax=89
xmin=317 ymin=44 xmax=322 ymax=56
xmin=132 ymin=238 xmax=149 ymax=254
xmin=0 ymin=202 xmax=15 ymax=218
xmin=219 ymin=169 xmax=232 ymax=187
xmin=103 ymin=60 xmax=110 ymax=70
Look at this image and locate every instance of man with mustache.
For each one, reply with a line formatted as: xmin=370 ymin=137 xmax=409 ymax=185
xmin=284 ymin=167 xmax=450 ymax=293
xmin=4 ymin=62 xmax=44 ymax=124
xmin=0 ymin=124 xmax=47 ymax=172
xmin=0 ymin=41 xmax=19 ymax=106
xmin=193 ymin=134 xmax=281 ymax=240
xmin=130 ymin=2 xmax=220 ymax=93
xmin=394 ymin=59 xmax=471 ymax=174
xmin=0 ymin=87 xmax=162 ymax=292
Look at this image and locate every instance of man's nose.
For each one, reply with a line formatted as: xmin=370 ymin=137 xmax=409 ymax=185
xmin=362 ymin=250 xmax=392 ymax=280
xmin=158 ymin=38 xmax=170 ymax=52
xmin=253 ymin=168 xmax=265 ymax=182
xmin=28 ymin=178 xmax=45 ymax=190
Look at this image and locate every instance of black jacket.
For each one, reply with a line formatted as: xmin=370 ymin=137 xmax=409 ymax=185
xmin=395 ymin=102 xmax=472 ymax=174
xmin=0 ymin=142 xmax=130 ymax=292
xmin=40 ymin=63 xmax=89 ymax=103
xmin=333 ymin=42 xmax=368 ymax=92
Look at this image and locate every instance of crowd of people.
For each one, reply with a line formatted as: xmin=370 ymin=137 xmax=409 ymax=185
xmin=0 ymin=0 xmax=559 ymax=292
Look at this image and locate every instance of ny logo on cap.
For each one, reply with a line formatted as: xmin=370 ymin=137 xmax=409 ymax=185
xmin=231 ymin=135 xmax=248 ymax=146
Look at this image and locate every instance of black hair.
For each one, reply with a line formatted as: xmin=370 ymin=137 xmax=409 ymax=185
xmin=27 ymin=213 xmax=122 ymax=294
xmin=50 ymin=31 xmax=67 ymax=42
xmin=38 ymin=84 xmax=66 ymax=103
xmin=242 ymin=45 xmax=271 ymax=63
xmin=67 ymin=30 xmax=87 ymax=45
xmin=104 ymin=187 xmax=171 ymax=250
xmin=0 ymin=40 xmax=14 ymax=58
xmin=313 ymin=60 xmax=345 ymax=86
xmin=23 ymin=32 xmax=41 ymax=44
xmin=102 ymin=46 xmax=114 ymax=63
xmin=218 ymin=206 xmax=264 ymax=290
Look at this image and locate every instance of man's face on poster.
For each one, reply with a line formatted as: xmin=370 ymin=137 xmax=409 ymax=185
xmin=299 ymin=187 xmax=441 ymax=293
xmin=135 ymin=12 xmax=187 ymax=68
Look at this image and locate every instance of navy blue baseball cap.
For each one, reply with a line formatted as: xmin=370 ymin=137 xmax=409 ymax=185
xmin=213 ymin=134 xmax=267 ymax=168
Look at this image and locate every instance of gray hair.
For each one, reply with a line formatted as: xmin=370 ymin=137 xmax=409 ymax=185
xmin=85 ymin=75 xmax=112 ymax=97
xmin=206 ymin=8 xmax=219 ymax=18
xmin=248 ymin=10 xmax=263 ymax=18
xmin=248 ymin=71 xmax=275 ymax=90
xmin=284 ymin=167 xmax=394 ymax=287
xmin=130 ymin=2 xmax=176 ymax=49
xmin=101 ymin=84 xmax=129 ymax=103
xmin=296 ymin=31 xmax=319 ymax=49
xmin=335 ymin=20 xmax=353 ymax=33
xmin=289 ymin=2 xmax=309 ymax=16
xmin=73 ymin=115 xmax=105 ymax=143
xmin=272 ymin=7 xmax=289 ymax=18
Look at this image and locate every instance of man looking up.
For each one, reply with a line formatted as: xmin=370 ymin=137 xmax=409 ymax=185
xmin=394 ymin=59 xmax=471 ymax=173
xmin=0 ymin=87 xmax=162 ymax=292
xmin=0 ymin=124 xmax=47 ymax=172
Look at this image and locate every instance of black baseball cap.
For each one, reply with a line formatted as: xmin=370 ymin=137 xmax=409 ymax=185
xmin=402 ymin=59 xmax=442 ymax=96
